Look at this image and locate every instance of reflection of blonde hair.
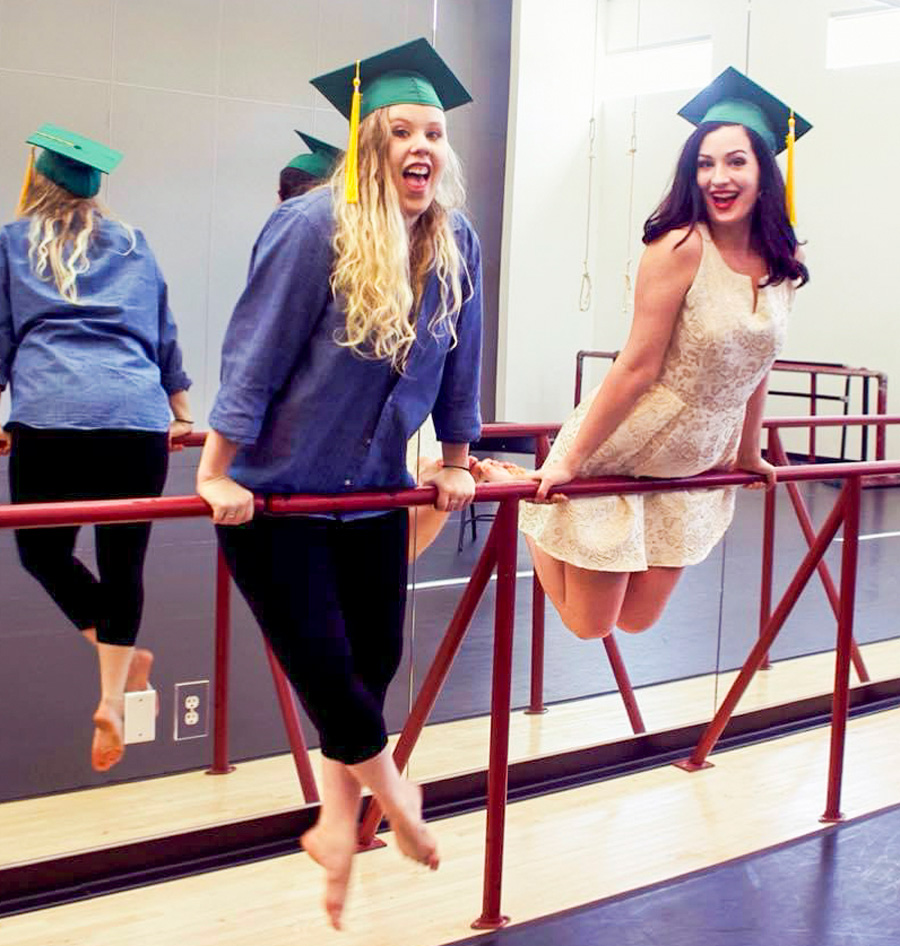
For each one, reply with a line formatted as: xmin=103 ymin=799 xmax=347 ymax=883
xmin=330 ymin=108 xmax=469 ymax=371
xmin=18 ymin=172 xmax=135 ymax=304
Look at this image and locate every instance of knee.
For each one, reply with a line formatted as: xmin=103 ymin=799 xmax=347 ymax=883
xmin=616 ymin=611 xmax=659 ymax=634
xmin=16 ymin=539 xmax=54 ymax=578
xmin=562 ymin=609 xmax=615 ymax=641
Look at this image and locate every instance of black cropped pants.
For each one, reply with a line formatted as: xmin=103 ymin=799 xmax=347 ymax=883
xmin=217 ymin=509 xmax=408 ymax=765
xmin=9 ymin=425 xmax=169 ymax=646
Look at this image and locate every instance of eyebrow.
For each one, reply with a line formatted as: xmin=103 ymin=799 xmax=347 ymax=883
xmin=698 ymin=149 xmax=749 ymax=159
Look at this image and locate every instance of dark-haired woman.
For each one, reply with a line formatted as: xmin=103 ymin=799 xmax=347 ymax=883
xmin=514 ymin=73 xmax=809 ymax=642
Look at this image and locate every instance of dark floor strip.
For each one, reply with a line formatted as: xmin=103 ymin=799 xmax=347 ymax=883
xmin=447 ymin=802 xmax=900 ymax=946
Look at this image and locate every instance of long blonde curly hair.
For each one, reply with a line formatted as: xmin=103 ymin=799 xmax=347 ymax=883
xmin=329 ymin=108 xmax=470 ymax=371
xmin=17 ymin=171 xmax=135 ymax=304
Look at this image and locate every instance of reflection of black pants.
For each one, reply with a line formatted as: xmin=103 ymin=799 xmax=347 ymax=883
xmin=10 ymin=426 xmax=169 ymax=646
xmin=217 ymin=510 xmax=408 ymax=765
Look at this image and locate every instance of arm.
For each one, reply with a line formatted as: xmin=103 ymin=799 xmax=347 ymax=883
xmin=532 ymin=229 xmax=701 ymax=500
xmin=0 ymin=233 xmax=14 ymax=455
xmin=0 ymin=388 xmax=9 ymax=456
xmin=196 ymin=429 xmax=255 ymax=524
xmin=167 ymin=389 xmax=194 ymax=450
xmin=429 ymin=223 xmax=483 ymax=511
xmin=735 ymin=372 xmax=777 ymax=489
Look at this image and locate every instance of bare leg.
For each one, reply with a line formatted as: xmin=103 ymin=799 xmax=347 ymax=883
xmin=300 ymin=759 xmax=362 ymax=930
xmin=81 ymin=627 xmax=154 ymax=693
xmin=91 ymin=643 xmax=133 ymax=771
xmin=350 ymin=746 xmax=439 ymax=870
xmin=617 ymin=566 xmax=684 ymax=633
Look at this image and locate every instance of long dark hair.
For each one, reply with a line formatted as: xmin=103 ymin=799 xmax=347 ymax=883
xmin=643 ymin=122 xmax=808 ymax=287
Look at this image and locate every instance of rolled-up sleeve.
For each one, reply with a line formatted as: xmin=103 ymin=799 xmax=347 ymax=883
xmin=208 ymin=202 xmax=332 ymax=445
xmin=0 ymin=234 xmax=13 ymax=389
xmin=431 ymin=224 xmax=483 ymax=444
xmin=155 ymin=263 xmax=192 ymax=394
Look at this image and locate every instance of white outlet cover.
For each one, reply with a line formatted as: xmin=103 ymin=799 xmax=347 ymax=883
xmin=123 ymin=689 xmax=157 ymax=745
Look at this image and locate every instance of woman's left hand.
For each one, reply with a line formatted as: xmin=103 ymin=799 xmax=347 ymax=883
xmin=422 ymin=465 xmax=476 ymax=512
xmin=168 ymin=419 xmax=193 ymax=451
xmin=0 ymin=429 xmax=12 ymax=457
xmin=736 ymin=454 xmax=778 ymax=490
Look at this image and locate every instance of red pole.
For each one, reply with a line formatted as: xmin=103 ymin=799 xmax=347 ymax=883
xmin=676 ymin=484 xmax=847 ymax=771
xmin=876 ymin=374 xmax=888 ymax=461
xmin=263 ymin=643 xmax=320 ymax=804
xmin=602 ymin=635 xmax=646 ymax=733
xmin=821 ymin=475 xmax=862 ymax=823
xmin=526 ymin=433 xmax=552 ymax=716
xmin=769 ymin=432 xmax=870 ymax=683
xmin=358 ymin=524 xmax=499 ymax=845
xmin=809 ymin=371 xmax=818 ymax=462
xmin=208 ymin=546 xmax=235 ymax=775
xmin=759 ymin=481 xmax=776 ymax=670
xmin=472 ymin=499 xmax=518 ymax=930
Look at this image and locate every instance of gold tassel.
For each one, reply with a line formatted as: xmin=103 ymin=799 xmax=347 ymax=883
xmin=785 ymin=110 xmax=796 ymax=227
xmin=345 ymin=60 xmax=361 ymax=203
xmin=16 ymin=147 xmax=35 ymax=216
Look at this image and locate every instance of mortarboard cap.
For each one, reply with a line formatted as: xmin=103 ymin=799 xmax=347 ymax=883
xmin=285 ymin=131 xmax=343 ymax=179
xmin=310 ymin=37 xmax=472 ymax=121
xmin=25 ymin=123 xmax=122 ymax=198
xmin=678 ymin=67 xmax=811 ymax=155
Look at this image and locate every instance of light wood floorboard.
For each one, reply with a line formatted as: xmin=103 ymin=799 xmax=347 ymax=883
xmin=1 ymin=707 xmax=899 ymax=946
xmin=2 ymin=637 xmax=899 ymax=868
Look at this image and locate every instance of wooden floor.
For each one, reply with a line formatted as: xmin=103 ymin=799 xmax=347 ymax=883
xmin=1 ymin=635 xmax=899 ymax=871
xmin=2 ymin=704 xmax=898 ymax=946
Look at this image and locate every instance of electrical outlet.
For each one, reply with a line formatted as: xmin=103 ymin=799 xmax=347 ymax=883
xmin=174 ymin=680 xmax=210 ymax=741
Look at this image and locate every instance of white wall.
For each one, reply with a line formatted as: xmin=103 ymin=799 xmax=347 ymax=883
xmin=500 ymin=0 xmax=898 ymax=459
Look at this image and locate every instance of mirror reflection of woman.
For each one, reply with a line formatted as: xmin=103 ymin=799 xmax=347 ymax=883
xmin=502 ymin=70 xmax=811 ymax=642
xmin=0 ymin=126 xmax=193 ymax=773
xmin=196 ymin=41 xmax=483 ymax=930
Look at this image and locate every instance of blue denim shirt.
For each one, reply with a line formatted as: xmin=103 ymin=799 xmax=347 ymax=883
xmin=209 ymin=189 xmax=483 ymax=494
xmin=0 ymin=218 xmax=191 ymax=431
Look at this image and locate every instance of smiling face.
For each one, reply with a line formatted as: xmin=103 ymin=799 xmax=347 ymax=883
xmin=696 ymin=124 xmax=761 ymax=229
xmin=385 ymin=103 xmax=448 ymax=225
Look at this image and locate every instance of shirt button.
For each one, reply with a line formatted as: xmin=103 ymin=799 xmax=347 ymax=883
xmin=344 ymin=478 xmax=352 ymax=486
xmin=365 ymin=437 xmax=372 ymax=446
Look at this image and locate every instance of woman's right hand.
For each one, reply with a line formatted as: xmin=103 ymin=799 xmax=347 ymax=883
xmin=529 ymin=458 xmax=577 ymax=502
xmin=0 ymin=429 xmax=12 ymax=457
xmin=197 ymin=474 xmax=255 ymax=525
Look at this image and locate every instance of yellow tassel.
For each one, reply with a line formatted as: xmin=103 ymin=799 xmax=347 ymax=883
xmin=785 ymin=110 xmax=796 ymax=227
xmin=16 ymin=147 xmax=35 ymax=217
xmin=345 ymin=60 xmax=362 ymax=204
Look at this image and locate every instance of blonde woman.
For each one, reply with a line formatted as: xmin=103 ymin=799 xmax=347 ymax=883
xmin=196 ymin=40 xmax=482 ymax=929
xmin=0 ymin=126 xmax=193 ymax=773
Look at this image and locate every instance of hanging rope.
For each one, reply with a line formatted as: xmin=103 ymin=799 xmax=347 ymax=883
xmin=621 ymin=0 xmax=642 ymax=315
xmin=578 ymin=0 xmax=602 ymax=312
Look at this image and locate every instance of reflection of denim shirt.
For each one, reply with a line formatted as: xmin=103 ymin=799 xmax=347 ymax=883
xmin=0 ymin=219 xmax=191 ymax=432
xmin=209 ymin=189 xmax=483 ymax=495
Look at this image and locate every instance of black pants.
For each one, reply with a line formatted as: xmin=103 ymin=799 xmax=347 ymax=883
xmin=217 ymin=510 xmax=408 ymax=765
xmin=10 ymin=426 xmax=169 ymax=646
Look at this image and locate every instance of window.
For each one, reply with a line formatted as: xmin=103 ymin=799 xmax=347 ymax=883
xmin=601 ymin=38 xmax=712 ymax=100
xmin=827 ymin=6 xmax=900 ymax=69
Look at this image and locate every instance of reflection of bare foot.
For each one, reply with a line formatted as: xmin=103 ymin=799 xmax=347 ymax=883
xmin=91 ymin=699 xmax=125 ymax=772
xmin=387 ymin=781 xmax=440 ymax=870
xmin=301 ymin=823 xmax=357 ymax=930
xmin=126 ymin=648 xmax=153 ymax=692
xmin=474 ymin=458 xmax=533 ymax=483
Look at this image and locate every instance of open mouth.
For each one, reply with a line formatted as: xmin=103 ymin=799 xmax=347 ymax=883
xmin=710 ymin=191 xmax=739 ymax=211
xmin=402 ymin=164 xmax=431 ymax=193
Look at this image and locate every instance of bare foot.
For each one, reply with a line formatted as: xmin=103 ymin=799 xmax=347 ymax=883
xmin=91 ymin=699 xmax=125 ymax=772
xmin=301 ymin=822 xmax=357 ymax=930
xmin=474 ymin=457 xmax=533 ymax=483
xmin=386 ymin=781 xmax=440 ymax=870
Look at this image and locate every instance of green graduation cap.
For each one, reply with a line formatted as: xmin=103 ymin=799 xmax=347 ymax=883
xmin=310 ymin=37 xmax=472 ymax=121
xmin=310 ymin=38 xmax=472 ymax=203
xmin=25 ymin=123 xmax=122 ymax=199
xmin=285 ymin=131 xmax=343 ymax=179
xmin=678 ymin=66 xmax=811 ymax=155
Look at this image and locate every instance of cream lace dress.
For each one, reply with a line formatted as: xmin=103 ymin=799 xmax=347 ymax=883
xmin=519 ymin=226 xmax=794 ymax=572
